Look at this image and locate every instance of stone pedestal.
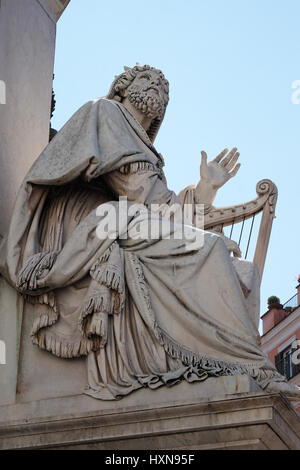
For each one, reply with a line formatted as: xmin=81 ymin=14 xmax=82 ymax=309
xmin=1 ymin=375 xmax=300 ymax=450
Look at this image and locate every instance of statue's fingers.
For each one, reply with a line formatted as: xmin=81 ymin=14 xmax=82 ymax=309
xmin=201 ymin=151 xmax=208 ymax=163
xmin=200 ymin=151 xmax=209 ymax=177
xmin=220 ymin=147 xmax=237 ymax=167
xmin=228 ymin=163 xmax=241 ymax=178
xmin=214 ymin=148 xmax=228 ymax=162
xmin=226 ymin=152 xmax=240 ymax=171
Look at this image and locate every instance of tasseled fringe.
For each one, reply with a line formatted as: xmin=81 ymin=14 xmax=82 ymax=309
xmin=79 ymin=290 xmax=122 ymax=337
xmin=31 ymin=306 xmax=58 ymax=337
xmin=91 ymin=264 xmax=124 ymax=295
xmin=90 ymin=243 xmax=125 ymax=312
xmin=129 ymin=253 xmax=155 ymax=314
xmin=119 ymin=161 xmax=165 ymax=181
xmin=119 ymin=161 xmax=156 ymax=174
xmin=80 ymin=292 xmax=116 ymax=319
xmin=31 ymin=330 xmax=95 ymax=358
xmin=128 ymin=252 xmax=283 ymax=389
xmin=90 ymin=262 xmax=125 ymax=314
xmin=17 ymin=251 xmax=58 ymax=292
xmin=24 ymin=291 xmax=57 ymax=310
xmin=95 ymin=242 xmax=118 ymax=265
xmin=153 ymin=324 xmax=284 ymax=388
xmin=31 ymin=305 xmax=97 ymax=358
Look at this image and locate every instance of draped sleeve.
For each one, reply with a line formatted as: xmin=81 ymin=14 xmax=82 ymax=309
xmin=104 ymin=161 xmax=181 ymax=211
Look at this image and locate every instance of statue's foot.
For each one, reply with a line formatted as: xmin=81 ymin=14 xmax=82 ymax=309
xmin=264 ymin=381 xmax=300 ymax=400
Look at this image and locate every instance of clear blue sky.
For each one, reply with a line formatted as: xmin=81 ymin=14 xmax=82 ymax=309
xmin=52 ymin=0 xmax=300 ymax=322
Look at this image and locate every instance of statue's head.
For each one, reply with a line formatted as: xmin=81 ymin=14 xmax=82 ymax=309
xmin=107 ymin=64 xmax=169 ymax=141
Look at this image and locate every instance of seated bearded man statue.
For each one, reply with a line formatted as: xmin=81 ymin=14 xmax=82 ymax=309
xmin=1 ymin=64 xmax=299 ymax=401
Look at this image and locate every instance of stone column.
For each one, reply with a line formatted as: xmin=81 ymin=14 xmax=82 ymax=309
xmin=0 ymin=0 xmax=70 ymax=405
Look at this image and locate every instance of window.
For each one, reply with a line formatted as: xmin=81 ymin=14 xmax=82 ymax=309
xmin=275 ymin=345 xmax=300 ymax=380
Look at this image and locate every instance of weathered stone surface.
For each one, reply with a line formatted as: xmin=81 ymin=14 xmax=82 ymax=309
xmin=0 ymin=0 xmax=70 ymax=407
xmin=0 ymin=278 xmax=23 ymax=405
xmin=0 ymin=0 xmax=56 ymax=234
xmin=0 ymin=376 xmax=299 ymax=450
xmin=3 ymin=65 xmax=296 ymax=403
xmin=16 ymin=301 xmax=87 ymax=403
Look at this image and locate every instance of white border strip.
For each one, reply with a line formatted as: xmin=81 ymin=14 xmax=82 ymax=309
xmin=0 ymin=80 xmax=6 ymax=104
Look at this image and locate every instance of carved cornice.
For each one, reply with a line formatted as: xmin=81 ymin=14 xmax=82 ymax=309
xmin=0 ymin=392 xmax=299 ymax=449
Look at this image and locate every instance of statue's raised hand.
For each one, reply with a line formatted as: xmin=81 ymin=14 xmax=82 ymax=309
xmin=200 ymin=148 xmax=240 ymax=190
xmin=195 ymin=148 xmax=241 ymax=205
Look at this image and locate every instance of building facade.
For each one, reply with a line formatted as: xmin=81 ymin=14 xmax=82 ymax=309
xmin=261 ymin=284 xmax=300 ymax=411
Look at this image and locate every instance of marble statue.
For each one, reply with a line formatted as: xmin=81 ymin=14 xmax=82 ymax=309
xmin=1 ymin=64 xmax=299 ymax=401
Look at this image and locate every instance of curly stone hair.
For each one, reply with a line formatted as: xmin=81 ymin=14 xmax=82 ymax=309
xmin=107 ymin=64 xmax=169 ymax=106
xmin=106 ymin=64 xmax=169 ymax=143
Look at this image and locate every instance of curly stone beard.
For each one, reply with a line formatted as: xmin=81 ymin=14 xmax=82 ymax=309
xmin=127 ymin=87 xmax=166 ymax=120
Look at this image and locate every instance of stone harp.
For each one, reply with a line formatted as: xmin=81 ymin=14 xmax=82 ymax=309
xmin=201 ymin=179 xmax=278 ymax=284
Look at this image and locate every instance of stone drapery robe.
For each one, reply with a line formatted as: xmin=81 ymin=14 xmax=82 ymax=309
xmin=0 ymin=98 xmax=285 ymax=400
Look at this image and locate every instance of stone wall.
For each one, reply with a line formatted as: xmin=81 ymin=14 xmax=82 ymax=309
xmin=0 ymin=0 xmax=70 ymax=405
